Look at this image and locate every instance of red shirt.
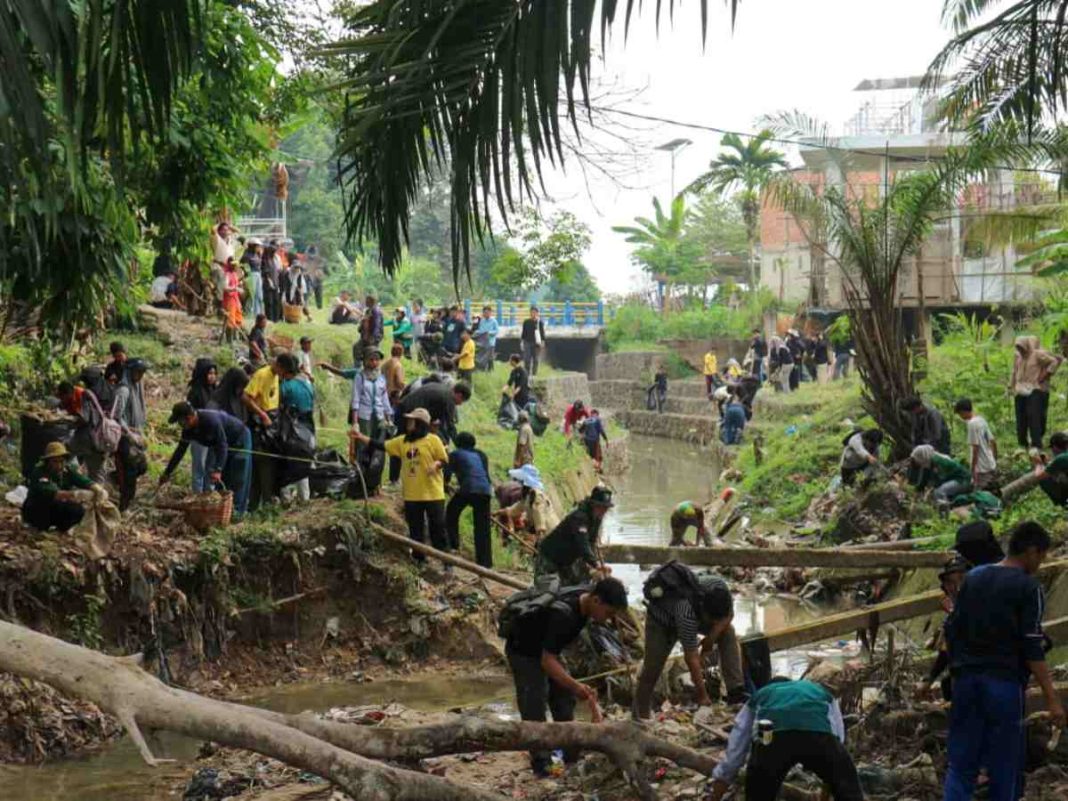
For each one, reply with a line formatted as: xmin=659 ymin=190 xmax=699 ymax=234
xmin=563 ymin=403 xmax=589 ymax=435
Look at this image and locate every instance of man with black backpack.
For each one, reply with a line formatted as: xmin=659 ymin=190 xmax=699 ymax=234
xmin=633 ymin=561 xmax=747 ymax=719
xmin=499 ymin=576 xmax=628 ymax=777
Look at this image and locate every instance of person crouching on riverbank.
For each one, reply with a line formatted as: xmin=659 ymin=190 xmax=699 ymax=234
xmin=669 ymin=500 xmax=711 ymax=546
xmin=23 ymin=442 xmax=99 ymax=532
xmin=707 ymin=665 xmax=863 ymax=801
xmin=499 ymin=577 xmax=629 ymax=776
xmin=633 ymin=562 xmax=747 ymax=721
xmin=535 ymin=487 xmax=613 ymax=584
xmin=909 ymin=445 xmax=971 ymax=506
xmin=839 ymin=429 xmax=882 ymax=487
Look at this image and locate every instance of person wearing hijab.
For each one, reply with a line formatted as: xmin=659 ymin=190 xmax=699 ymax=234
xmin=211 ymin=367 xmax=251 ymax=424
xmin=1009 ymin=335 xmax=1061 ymax=449
xmin=187 ymin=358 xmax=218 ymax=492
xmin=111 ymin=358 xmax=150 ymax=510
xmin=910 ymin=445 xmax=971 ymax=505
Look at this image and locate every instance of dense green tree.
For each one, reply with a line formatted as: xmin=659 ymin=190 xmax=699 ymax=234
xmin=613 ymin=196 xmax=703 ymax=304
xmin=330 ymin=1 xmax=740 ymax=282
xmin=685 ymin=131 xmax=786 ymax=289
xmin=540 ymin=262 xmax=601 ymax=303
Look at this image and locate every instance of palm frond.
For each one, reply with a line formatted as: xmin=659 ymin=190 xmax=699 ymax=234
xmin=330 ymin=0 xmax=740 ymax=283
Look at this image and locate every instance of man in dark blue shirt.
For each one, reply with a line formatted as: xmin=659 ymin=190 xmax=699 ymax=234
xmin=943 ymin=521 xmax=1065 ymax=801
xmin=445 ymin=432 xmax=493 ymax=567
xmin=159 ymin=402 xmax=253 ymax=518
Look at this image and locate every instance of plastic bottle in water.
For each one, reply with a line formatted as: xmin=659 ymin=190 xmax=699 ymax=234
xmin=549 ymin=749 xmax=565 ymax=777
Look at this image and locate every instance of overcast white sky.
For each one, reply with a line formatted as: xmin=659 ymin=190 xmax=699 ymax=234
xmin=540 ymin=0 xmax=957 ymax=296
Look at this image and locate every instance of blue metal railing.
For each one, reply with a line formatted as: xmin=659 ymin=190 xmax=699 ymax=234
xmin=462 ymin=300 xmax=608 ymax=327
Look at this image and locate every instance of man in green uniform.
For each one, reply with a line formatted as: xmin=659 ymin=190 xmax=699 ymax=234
xmin=669 ymin=500 xmax=711 ymax=546
xmin=535 ymin=487 xmax=613 ymax=584
xmin=22 ymin=441 xmax=99 ymax=531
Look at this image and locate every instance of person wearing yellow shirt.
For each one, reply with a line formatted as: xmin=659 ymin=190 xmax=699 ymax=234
xmin=352 ymin=407 xmax=451 ymax=568
xmin=243 ymin=356 xmax=283 ymax=511
xmin=457 ymin=329 xmax=476 ymax=385
xmin=703 ymin=349 xmax=720 ymax=396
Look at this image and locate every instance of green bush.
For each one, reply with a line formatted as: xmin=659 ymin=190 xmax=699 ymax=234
xmin=604 ymin=301 xmax=761 ymax=351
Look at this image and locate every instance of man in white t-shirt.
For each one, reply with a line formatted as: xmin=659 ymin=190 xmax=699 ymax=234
xmin=954 ymin=398 xmax=998 ymax=490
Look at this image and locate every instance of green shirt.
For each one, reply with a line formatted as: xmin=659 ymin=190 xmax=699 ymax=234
xmin=751 ymin=679 xmax=835 ymax=736
xmin=932 ymin=453 xmax=971 ymax=485
xmin=385 ymin=318 xmax=414 ymax=346
xmin=27 ymin=463 xmax=93 ymax=504
xmin=672 ymin=501 xmax=701 ymax=521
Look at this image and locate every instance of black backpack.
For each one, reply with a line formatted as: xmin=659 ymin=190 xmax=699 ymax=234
xmin=497 ymin=577 xmax=570 ymax=640
xmin=643 ymin=561 xmax=732 ymax=624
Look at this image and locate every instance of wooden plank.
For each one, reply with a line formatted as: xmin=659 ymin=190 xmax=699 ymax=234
xmin=761 ymin=590 xmax=943 ymax=652
xmin=601 ymin=543 xmax=951 ymax=569
xmin=759 ymin=561 xmax=1068 ymax=653
xmin=843 ymin=536 xmax=946 ymax=551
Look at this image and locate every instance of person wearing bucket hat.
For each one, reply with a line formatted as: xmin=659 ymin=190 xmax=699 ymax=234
xmin=497 ymin=463 xmax=553 ymax=541
xmin=159 ymin=402 xmax=253 ymax=518
xmin=534 ymin=486 xmax=613 ymax=584
xmin=22 ymin=441 xmax=97 ymax=532
xmin=352 ymin=407 xmax=450 ymax=565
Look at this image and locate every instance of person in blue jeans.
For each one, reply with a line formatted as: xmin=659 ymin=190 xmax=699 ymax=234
xmin=942 ymin=521 xmax=1066 ymax=801
xmin=720 ymin=396 xmax=747 ymax=445
xmin=159 ymin=402 xmax=253 ymax=519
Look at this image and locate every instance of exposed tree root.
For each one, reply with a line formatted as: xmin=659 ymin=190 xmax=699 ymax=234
xmin=0 ymin=621 xmax=716 ymax=801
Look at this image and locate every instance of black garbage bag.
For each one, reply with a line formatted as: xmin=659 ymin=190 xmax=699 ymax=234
xmin=347 ymin=447 xmax=384 ymax=499
xmin=497 ymin=392 xmax=519 ymax=429
xmin=308 ymin=462 xmax=354 ymax=498
xmin=277 ymin=409 xmax=316 ymax=486
xmin=526 ymin=399 xmax=550 ymax=436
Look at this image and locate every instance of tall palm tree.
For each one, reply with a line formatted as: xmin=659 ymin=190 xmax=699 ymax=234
xmin=685 ymin=130 xmax=786 ymax=289
xmin=770 ymin=124 xmax=1067 ymax=454
xmin=613 ymin=195 xmax=700 ymax=307
xmin=328 ymin=0 xmax=741 ymax=283
xmin=926 ymin=0 xmax=1068 ymax=133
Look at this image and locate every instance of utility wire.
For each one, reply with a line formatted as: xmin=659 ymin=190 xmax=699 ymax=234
xmin=594 ymin=106 xmax=1068 ymax=178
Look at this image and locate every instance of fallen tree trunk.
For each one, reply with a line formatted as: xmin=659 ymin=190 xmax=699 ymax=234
xmin=601 ymin=544 xmax=950 ymax=569
xmin=0 ymin=621 xmax=715 ymax=800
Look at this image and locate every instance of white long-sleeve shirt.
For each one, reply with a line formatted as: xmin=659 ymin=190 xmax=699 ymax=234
xmin=711 ymin=694 xmax=845 ymax=784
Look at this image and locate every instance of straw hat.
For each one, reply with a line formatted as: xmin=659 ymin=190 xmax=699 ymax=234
xmin=404 ymin=408 xmax=432 ymax=425
xmin=42 ymin=441 xmax=69 ymax=460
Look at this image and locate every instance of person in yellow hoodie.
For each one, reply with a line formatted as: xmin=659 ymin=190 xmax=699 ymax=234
xmin=703 ymin=348 xmax=719 ymax=396
xmin=457 ymin=329 xmax=476 ymax=386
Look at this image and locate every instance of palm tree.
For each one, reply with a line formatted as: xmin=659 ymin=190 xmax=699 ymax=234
xmin=926 ymin=0 xmax=1068 ymax=133
xmin=770 ymin=124 xmax=1066 ymax=454
xmin=328 ymin=0 xmax=740 ymax=283
xmin=613 ymin=195 xmax=700 ymax=308
xmin=684 ymin=131 xmax=786 ymax=289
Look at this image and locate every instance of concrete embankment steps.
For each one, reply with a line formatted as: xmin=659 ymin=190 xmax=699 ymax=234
xmin=614 ymin=409 xmax=717 ymax=445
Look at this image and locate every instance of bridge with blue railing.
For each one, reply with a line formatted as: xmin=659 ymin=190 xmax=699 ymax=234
xmin=461 ymin=300 xmax=611 ymax=328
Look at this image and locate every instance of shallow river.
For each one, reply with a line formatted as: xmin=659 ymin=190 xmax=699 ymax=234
xmin=5 ymin=434 xmax=842 ymax=800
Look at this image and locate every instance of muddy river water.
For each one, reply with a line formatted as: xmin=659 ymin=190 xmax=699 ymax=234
xmin=5 ymin=434 xmax=845 ymax=800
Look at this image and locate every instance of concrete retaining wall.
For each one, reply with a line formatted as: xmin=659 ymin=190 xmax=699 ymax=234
xmin=533 ymin=372 xmax=590 ymax=416
xmin=589 ymin=379 xmax=644 ymax=409
xmin=593 ymin=351 xmax=663 ymax=381
xmin=616 ymin=409 xmax=718 ymax=446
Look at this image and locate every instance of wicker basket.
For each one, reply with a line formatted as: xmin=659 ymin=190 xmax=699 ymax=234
xmin=282 ymin=303 xmax=303 ymax=324
xmin=182 ymin=491 xmax=233 ymax=532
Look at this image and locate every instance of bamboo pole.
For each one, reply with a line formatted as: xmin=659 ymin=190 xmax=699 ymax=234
xmin=601 ymin=544 xmax=950 ymax=569
xmin=366 ymin=521 xmax=528 ymax=591
xmin=842 ymin=536 xmax=946 ymax=551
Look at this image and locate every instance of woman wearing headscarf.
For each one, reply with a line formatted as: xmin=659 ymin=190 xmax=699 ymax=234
xmin=187 ymin=358 xmax=217 ymax=492
xmin=221 ymin=257 xmax=244 ymax=340
xmin=211 ymin=367 xmax=251 ymax=424
xmin=910 ymin=445 xmax=971 ymax=505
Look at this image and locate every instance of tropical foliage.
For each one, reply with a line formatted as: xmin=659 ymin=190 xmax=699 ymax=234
xmin=685 ymin=130 xmax=787 ymax=287
xmin=769 ymin=124 xmax=1068 ymax=455
xmin=927 ymin=0 xmax=1068 ymax=133
xmin=328 ymin=0 xmax=738 ymax=282
xmin=613 ymin=196 xmax=700 ymax=288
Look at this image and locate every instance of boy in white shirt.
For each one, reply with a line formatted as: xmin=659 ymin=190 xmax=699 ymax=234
xmin=954 ymin=398 xmax=998 ymax=490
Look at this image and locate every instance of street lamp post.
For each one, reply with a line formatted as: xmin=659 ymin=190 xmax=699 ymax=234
xmin=656 ymin=138 xmax=693 ymax=197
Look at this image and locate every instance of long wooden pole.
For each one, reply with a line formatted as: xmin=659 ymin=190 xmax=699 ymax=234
xmin=756 ymin=560 xmax=1068 ymax=652
xmin=601 ymin=543 xmax=950 ymax=569
xmin=842 ymin=536 xmax=946 ymax=551
xmin=367 ymin=521 xmax=528 ymax=591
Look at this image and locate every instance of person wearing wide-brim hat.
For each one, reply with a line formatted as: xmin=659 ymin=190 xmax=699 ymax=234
xmin=534 ymin=486 xmax=614 ymax=584
xmin=352 ymin=407 xmax=450 ymax=566
xmin=22 ymin=441 xmax=98 ymax=532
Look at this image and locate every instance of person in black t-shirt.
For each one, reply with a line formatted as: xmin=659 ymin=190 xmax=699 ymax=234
xmin=507 ymin=353 xmax=530 ymax=408
xmin=504 ymin=577 xmax=628 ymax=776
xmin=248 ymin=314 xmax=268 ymax=367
